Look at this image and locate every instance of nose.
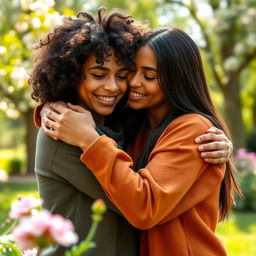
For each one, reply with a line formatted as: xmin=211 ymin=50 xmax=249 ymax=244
xmin=103 ymin=76 xmax=119 ymax=92
xmin=129 ymin=71 xmax=141 ymax=88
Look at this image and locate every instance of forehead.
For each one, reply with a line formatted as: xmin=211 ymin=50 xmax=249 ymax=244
xmin=83 ymin=50 xmax=125 ymax=70
xmin=135 ymin=45 xmax=157 ymax=66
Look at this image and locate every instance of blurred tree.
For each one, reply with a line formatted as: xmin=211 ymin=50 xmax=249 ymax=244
xmin=0 ymin=0 xmax=75 ymax=173
xmin=162 ymin=0 xmax=256 ymax=151
xmin=83 ymin=0 xmax=159 ymax=27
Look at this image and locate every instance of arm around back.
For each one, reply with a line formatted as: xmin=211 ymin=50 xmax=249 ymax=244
xmin=81 ymin=114 xmax=225 ymax=229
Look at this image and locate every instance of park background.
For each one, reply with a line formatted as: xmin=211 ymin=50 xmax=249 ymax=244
xmin=0 ymin=0 xmax=255 ymax=255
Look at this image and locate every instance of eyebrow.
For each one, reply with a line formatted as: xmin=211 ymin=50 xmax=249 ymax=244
xmin=141 ymin=66 xmax=158 ymax=72
xmin=88 ymin=66 xmax=109 ymax=71
xmin=88 ymin=66 xmax=129 ymax=72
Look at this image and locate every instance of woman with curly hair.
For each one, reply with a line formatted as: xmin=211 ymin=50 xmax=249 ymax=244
xmin=42 ymin=27 xmax=240 ymax=255
xmin=30 ymin=8 xmax=143 ymax=256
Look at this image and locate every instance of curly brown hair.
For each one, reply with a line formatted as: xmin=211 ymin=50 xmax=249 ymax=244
xmin=29 ymin=7 xmax=146 ymax=104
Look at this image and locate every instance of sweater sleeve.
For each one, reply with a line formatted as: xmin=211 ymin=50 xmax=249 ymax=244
xmin=34 ymin=103 xmax=45 ymax=128
xmin=81 ymin=114 xmax=225 ymax=229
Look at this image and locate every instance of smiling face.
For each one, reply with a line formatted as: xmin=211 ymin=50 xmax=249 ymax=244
xmin=77 ymin=50 xmax=128 ymax=124
xmin=128 ymin=44 xmax=170 ymax=123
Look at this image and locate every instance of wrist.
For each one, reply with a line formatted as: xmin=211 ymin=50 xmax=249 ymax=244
xmin=79 ymin=132 xmax=100 ymax=151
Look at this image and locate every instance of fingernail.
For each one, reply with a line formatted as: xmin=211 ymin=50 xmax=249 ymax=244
xmin=201 ymin=152 xmax=206 ymax=157
xmin=195 ymin=138 xmax=200 ymax=143
xmin=198 ymin=145 xmax=204 ymax=151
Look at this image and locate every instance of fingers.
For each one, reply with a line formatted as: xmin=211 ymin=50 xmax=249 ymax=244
xmin=206 ymin=126 xmax=224 ymax=134
xmin=195 ymin=133 xmax=227 ymax=144
xmin=67 ymin=103 xmax=86 ymax=113
xmin=204 ymin=157 xmax=228 ymax=164
xmin=41 ymin=119 xmax=58 ymax=140
xmin=199 ymin=143 xmax=230 ymax=164
xmin=200 ymin=149 xmax=229 ymax=159
xmin=50 ymin=101 xmax=68 ymax=114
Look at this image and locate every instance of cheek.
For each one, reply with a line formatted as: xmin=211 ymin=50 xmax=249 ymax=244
xmin=119 ymin=81 xmax=128 ymax=94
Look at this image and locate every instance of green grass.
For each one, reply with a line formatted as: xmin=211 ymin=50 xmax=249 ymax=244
xmin=0 ymin=182 xmax=255 ymax=255
xmin=216 ymin=211 xmax=256 ymax=256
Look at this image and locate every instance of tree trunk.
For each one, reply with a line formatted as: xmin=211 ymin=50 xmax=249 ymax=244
xmin=23 ymin=108 xmax=38 ymax=174
xmin=223 ymin=73 xmax=245 ymax=152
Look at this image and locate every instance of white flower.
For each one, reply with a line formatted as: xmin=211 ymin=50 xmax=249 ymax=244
xmin=18 ymin=101 xmax=29 ymax=112
xmin=31 ymin=17 xmax=41 ymax=29
xmin=43 ymin=0 xmax=55 ymax=8
xmin=234 ymin=42 xmax=247 ymax=56
xmin=0 ymin=170 xmax=8 ymax=182
xmin=240 ymin=15 xmax=252 ymax=25
xmin=246 ymin=33 xmax=256 ymax=49
xmin=0 ymin=69 xmax=7 ymax=76
xmin=15 ymin=21 xmax=29 ymax=33
xmin=0 ymin=46 xmax=6 ymax=55
xmin=210 ymin=18 xmax=230 ymax=33
xmin=0 ymin=101 xmax=8 ymax=111
xmin=21 ymin=0 xmax=33 ymax=10
xmin=22 ymin=33 xmax=36 ymax=49
xmin=29 ymin=1 xmax=49 ymax=14
xmin=44 ymin=12 xmax=62 ymax=30
xmin=6 ymin=108 xmax=19 ymax=119
xmin=0 ymin=234 xmax=15 ymax=243
xmin=7 ymin=86 xmax=15 ymax=93
xmin=10 ymin=67 xmax=29 ymax=89
xmin=23 ymin=248 xmax=38 ymax=256
xmin=246 ymin=8 xmax=256 ymax=18
xmin=223 ymin=56 xmax=240 ymax=72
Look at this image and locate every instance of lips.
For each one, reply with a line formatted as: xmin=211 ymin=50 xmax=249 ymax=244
xmin=128 ymin=90 xmax=146 ymax=100
xmin=94 ymin=94 xmax=117 ymax=106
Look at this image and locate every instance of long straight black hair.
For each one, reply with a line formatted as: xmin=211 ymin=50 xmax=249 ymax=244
xmin=131 ymin=28 xmax=241 ymax=221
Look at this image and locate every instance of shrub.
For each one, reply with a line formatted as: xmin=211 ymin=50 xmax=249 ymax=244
xmin=6 ymin=158 xmax=22 ymax=175
xmin=234 ymin=148 xmax=256 ymax=211
xmin=247 ymin=131 xmax=256 ymax=153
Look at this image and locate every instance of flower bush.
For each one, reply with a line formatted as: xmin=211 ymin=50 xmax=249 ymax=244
xmin=0 ymin=195 xmax=106 ymax=255
xmin=234 ymin=148 xmax=256 ymax=211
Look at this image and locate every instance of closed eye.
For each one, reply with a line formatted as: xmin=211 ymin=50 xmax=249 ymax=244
xmin=91 ymin=74 xmax=105 ymax=79
xmin=145 ymin=75 xmax=157 ymax=80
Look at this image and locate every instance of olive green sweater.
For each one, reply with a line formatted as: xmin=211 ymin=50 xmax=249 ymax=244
xmin=35 ymin=125 xmax=139 ymax=256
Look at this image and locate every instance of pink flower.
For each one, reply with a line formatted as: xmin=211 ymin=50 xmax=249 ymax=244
xmin=235 ymin=148 xmax=247 ymax=159
xmin=47 ymin=214 xmax=78 ymax=246
xmin=13 ymin=210 xmax=78 ymax=251
xmin=23 ymin=248 xmax=38 ymax=256
xmin=9 ymin=195 xmax=42 ymax=219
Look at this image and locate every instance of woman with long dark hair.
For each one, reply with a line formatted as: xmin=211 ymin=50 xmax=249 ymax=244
xmin=44 ymin=27 xmax=241 ymax=255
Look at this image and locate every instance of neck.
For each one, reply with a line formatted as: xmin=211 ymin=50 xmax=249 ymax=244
xmin=77 ymin=100 xmax=105 ymax=125
xmin=146 ymin=102 xmax=170 ymax=130
xmin=92 ymin=112 xmax=105 ymax=125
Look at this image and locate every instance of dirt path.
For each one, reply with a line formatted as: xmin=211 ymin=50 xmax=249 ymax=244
xmin=7 ymin=174 xmax=36 ymax=183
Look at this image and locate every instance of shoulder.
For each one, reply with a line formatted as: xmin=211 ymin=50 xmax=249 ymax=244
xmin=157 ymin=113 xmax=213 ymax=145
xmin=167 ymin=113 xmax=213 ymax=134
xmin=172 ymin=113 xmax=213 ymax=129
xmin=36 ymin=128 xmax=82 ymax=160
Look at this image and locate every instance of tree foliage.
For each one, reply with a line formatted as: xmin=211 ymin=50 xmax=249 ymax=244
xmin=162 ymin=0 xmax=256 ymax=150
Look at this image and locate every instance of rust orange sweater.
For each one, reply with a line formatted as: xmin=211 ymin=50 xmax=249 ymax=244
xmin=81 ymin=114 xmax=227 ymax=256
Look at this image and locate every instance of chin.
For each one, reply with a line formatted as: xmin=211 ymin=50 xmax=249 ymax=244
xmin=98 ymin=108 xmax=115 ymax=116
xmin=127 ymin=102 xmax=143 ymax=110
